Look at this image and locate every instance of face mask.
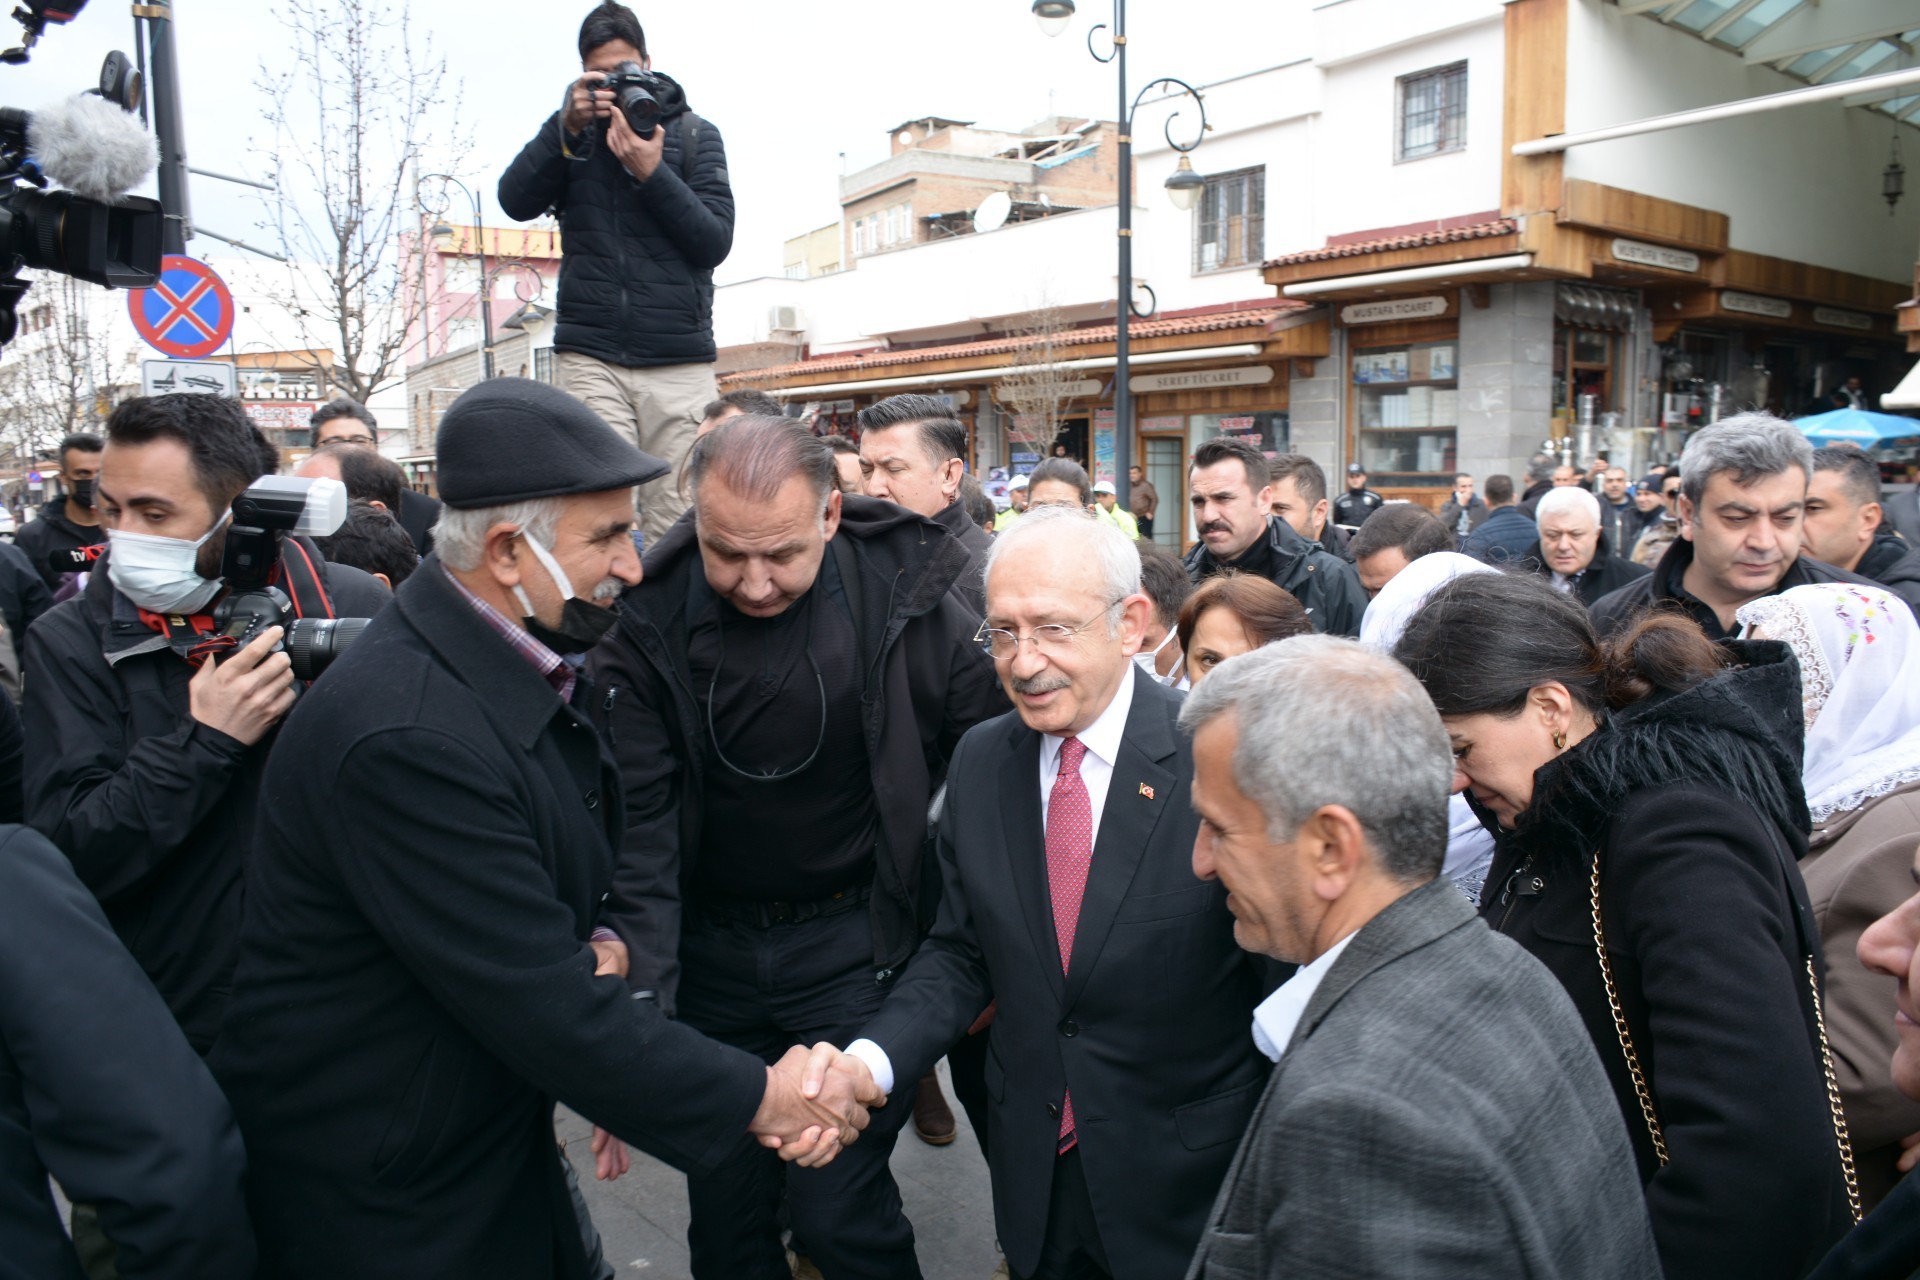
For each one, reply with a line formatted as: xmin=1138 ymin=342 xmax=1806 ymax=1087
xmin=106 ymin=511 xmax=230 ymax=614
xmin=70 ymin=478 xmax=95 ymax=510
xmin=1133 ymin=628 xmax=1176 ymax=681
xmin=510 ymin=529 xmax=620 ymax=655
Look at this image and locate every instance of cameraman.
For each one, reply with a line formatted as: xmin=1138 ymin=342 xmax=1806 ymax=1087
xmin=499 ymin=1 xmax=732 ymax=545
xmin=22 ymin=394 xmax=391 ymax=1056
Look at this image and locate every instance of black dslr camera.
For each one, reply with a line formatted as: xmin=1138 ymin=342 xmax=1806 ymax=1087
xmin=213 ymin=477 xmax=372 ymax=681
xmin=598 ymin=61 xmax=665 ymax=139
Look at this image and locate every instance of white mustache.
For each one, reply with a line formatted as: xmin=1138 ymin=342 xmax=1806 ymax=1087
xmin=591 ymin=578 xmax=624 ymax=602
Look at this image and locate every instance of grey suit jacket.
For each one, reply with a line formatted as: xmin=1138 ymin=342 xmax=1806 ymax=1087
xmin=1186 ymin=879 xmax=1661 ymax=1280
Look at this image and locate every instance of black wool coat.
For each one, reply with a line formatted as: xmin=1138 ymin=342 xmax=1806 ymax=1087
xmin=1589 ymin=536 xmax=1885 ymax=640
xmin=499 ymin=74 xmax=731 ymax=369
xmin=1524 ymin=532 xmax=1650 ymax=607
xmin=211 ymin=559 xmax=768 ymax=1280
xmin=1476 ymin=642 xmax=1853 ymax=1280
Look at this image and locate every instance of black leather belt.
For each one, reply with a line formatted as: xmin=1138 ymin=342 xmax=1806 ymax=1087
xmin=692 ymin=882 xmax=871 ymax=930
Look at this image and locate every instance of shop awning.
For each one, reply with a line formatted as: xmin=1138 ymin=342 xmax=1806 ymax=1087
xmin=763 ymin=344 xmax=1265 ymax=399
xmin=1884 ymin=360 xmax=1920 ymax=411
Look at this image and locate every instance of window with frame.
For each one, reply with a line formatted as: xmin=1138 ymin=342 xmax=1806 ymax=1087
xmin=534 ymin=346 xmax=556 ymax=385
xmin=1396 ymin=62 xmax=1468 ymax=161
xmin=1193 ymin=166 xmax=1264 ymax=273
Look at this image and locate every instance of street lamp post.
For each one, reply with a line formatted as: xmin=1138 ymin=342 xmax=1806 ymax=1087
xmin=422 ymin=173 xmax=496 ymax=380
xmin=1034 ymin=0 xmax=1207 ymax=507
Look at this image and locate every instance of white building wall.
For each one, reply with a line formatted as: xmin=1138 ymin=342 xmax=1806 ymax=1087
xmin=1563 ymin=0 xmax=1920 ymax=283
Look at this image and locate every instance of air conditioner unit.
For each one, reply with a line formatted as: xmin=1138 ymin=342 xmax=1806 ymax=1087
xmin=769 ymin=305 xmax=804 ymax=333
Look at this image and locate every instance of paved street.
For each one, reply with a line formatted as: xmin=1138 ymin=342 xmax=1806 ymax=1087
xmin=565 ymin=1060 xmax=1001 ymax=1279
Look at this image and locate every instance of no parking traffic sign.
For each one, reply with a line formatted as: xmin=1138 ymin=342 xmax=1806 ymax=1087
xmin=128 ymin=255 xmax=235 ymax=360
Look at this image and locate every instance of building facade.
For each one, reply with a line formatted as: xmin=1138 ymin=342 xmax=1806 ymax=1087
xmin=711 ymin=0 xmax=1917 ymax=541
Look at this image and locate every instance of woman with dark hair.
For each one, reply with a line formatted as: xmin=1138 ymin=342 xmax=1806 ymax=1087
xmin=1174 ymin=572 xmax=1311 ymax=687
xmin=1394 ymin=573 xmax=1854 ymax=1280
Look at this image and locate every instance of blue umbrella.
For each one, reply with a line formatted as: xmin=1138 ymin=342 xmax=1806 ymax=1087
xmin=1793 ymin=407 xmax=1920 ymax=447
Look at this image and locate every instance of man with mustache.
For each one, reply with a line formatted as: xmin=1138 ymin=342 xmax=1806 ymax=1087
xmin=1592 ymin=413 xmax=1882 ymax=640
xmin=591 ymin=414 xmax=1005 ymax=1278
xmin=831 ymin=506 xmax=1274 ymax=1280
xmin=1181 ymin=438 xmax=1364 ymax=637
xmin=214 ymin=382 xmax=876 ymax=1280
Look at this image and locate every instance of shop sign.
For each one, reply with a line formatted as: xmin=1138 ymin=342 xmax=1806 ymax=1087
xmin=1610 ymin=239 xmax=1700 ymax=274
xmin=1721 ymin=291 xmax=1792 ymax=320
xmin=1811 ymin=306 xmax=1873 ymax=332
xmin=244 ymin=402 xmax=318 ymax=433
xmin=1129 ymin=365 xmax=1276 ymax=394
xmin=1339 ymin=297 xmax=1449 ymax=325
xmin=993 ymin=378 xmax=1102 ymax=401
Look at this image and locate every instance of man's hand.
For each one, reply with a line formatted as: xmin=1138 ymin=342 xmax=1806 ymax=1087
xmin=590 ymin=1125 xmax=631 ymax=1182
xmin=189 ymin=627 xmax=296 ymax=746
xmin=603 ymin=104 xmax=665 ymax=184
xmin=750 ymin=1044 xmax=886 ymax=1168
xmin=590 ymin=936 xmax=629 ymax=980
xmin=563 ymin=72 xmax=614 ymax=135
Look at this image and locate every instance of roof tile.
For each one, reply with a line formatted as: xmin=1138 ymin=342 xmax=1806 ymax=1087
xmin=1263 ymin=218 xmax=1518 ymax=269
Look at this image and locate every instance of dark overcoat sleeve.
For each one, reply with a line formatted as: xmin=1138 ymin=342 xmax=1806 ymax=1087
xmin=0 ymin=825 xmax=253 ymax=1280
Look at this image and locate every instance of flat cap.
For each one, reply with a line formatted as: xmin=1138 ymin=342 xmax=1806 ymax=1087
xmin=435 ymin=378 xmax=669 ymax=509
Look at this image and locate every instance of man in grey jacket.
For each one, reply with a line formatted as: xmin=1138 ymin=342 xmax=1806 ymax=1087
xmin=1179 ymin=638 xmax=1659 ymax=1280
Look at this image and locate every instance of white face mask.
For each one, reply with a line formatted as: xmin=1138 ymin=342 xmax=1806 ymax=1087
xmin=106 ymin=511 xmax=230 ymax=614
xmin=1133 ymin=628 xmax=1176 ymax=681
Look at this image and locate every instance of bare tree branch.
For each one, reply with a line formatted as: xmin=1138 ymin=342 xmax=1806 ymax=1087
xmin=252 ymin=0 xmax=467 ymax=406
xmin=995 ymin=301 xmax=1075 ymax=460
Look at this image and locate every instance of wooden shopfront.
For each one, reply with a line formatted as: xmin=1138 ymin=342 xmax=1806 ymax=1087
xmin=1337 ymin=294 xmax=1463 ymax=506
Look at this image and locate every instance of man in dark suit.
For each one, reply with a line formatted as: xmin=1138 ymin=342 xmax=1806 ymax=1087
xmin=1179 ymin=639 xmax=1660 ymax=1279
xmin=836 ymin=506 xmax=1272 ymax=1280
xmin=213 ymin=380 xmax=876 ymax=1280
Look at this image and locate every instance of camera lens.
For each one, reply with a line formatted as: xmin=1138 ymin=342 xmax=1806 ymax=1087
xmin=616 ymin=84 xmax=660 ymax=138
xmin=287 ymin=616 xmax=371 ymax=682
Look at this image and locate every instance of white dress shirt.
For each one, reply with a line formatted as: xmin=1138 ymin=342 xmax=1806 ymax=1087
xmin=847 ymin=672 xmax=1140 ymax=1095
xmin=1250 ymin=931 xmax=1358 ymax=1063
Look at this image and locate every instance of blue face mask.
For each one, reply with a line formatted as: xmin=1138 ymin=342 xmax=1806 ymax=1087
xmin=105 ymin=511 xmax=230 ymax=614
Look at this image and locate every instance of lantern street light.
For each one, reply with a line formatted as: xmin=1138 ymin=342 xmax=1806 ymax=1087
xmin=1033 ymin=0 xmax=1208 ymax=507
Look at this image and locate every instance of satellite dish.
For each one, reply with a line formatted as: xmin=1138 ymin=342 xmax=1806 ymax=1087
xmin=896 ymin=130 xmax=915 ymax=147
xmin=972 ymin=191 xmax=1012 ymax=234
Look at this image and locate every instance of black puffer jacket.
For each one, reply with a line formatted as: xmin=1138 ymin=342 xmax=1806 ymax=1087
xmin=1476 ymin=643 xmax=1852 ymax=1280
xmin=498 ymin=73 xmax=731 ymax=368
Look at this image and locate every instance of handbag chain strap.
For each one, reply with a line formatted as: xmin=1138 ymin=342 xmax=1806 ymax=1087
xmin=1590 ymin=852 xmax=1669 ymax=1167
xmin=1590 ymin=849 xmax=1864 ymax=1222
xmin=1806 ymin=954 xmax=1864 ymax=1224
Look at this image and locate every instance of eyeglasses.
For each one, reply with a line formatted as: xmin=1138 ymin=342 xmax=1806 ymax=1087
xmin=317 ymin=434 xmax=376 ymax=449
xmin=975 ymin=599 xmax=1122 ymax=660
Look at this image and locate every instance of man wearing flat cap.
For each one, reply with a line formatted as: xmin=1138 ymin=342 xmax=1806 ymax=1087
xmin=213 ymin=380 xmax=884 ymax=1280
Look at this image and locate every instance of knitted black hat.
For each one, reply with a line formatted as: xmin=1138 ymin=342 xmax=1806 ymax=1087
xmin=435 ymin=378 xmax=669 ymax=509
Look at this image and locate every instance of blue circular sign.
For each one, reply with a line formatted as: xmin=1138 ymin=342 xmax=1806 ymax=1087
xmin=128 ymin=255 xmax=235 ymax=359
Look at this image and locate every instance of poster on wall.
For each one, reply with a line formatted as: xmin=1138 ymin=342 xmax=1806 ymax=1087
xmin=1216 ymin=415 xmax=1269 ymax=455
xmin=1092 ymin=409 xmax=1117 ymax=487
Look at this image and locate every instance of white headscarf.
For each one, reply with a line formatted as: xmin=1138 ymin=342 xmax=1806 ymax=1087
xmin=1360 ymin=551 xmax=1497 ymax=653
xmin=1736 ymin=584 xmax=1920 ymax=824
xmin=1358 ymin=550 xmax=1502 ymax=902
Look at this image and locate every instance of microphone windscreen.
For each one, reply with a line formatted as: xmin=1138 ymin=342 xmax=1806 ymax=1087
xmin=29 ymin=95 xmax=158 ymax=203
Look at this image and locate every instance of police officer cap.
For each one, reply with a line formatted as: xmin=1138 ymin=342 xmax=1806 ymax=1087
xmin=435 ymin=378 xmax=669 ymax=509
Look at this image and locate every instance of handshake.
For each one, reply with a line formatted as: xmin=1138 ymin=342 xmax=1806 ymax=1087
xmin=751 ymin=1042 xmax=886 ymax=1168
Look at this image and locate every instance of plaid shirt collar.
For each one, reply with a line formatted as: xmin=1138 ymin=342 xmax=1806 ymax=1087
xmin=442 ymin=565 xmax=576 ymax=704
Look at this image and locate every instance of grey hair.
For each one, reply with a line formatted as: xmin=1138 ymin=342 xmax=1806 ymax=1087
xmin=1179 ymin=636 xmax=1452 ymax=883
xmin=1679 ymin=411 xmax=1813 ymax=507
xmin=687 ymin=414 xmax=835 ymax=516
xmin=1535 ymin=484 xmax=1600 ymax=528
xmin=984 ymin=504 xmax=1141 ymax=631
xmin=433 ymin=497 xmax=564 ymax=571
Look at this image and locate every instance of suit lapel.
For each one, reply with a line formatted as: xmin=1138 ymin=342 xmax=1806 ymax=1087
xmin=1063 ymin=671 xmax=1178 ymax=1011
xmin=999 ymin=723 xmax=1066 ymax=1003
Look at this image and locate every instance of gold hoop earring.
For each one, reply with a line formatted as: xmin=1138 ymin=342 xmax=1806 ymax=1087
xmin=1553 ymin=730 xmax=1568 ymax=752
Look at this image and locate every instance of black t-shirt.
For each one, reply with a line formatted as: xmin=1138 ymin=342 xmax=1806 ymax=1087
xmin=688 ymin=552 xmax=878 ymax=902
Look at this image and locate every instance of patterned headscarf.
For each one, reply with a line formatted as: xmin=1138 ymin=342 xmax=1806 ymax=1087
xmin=1737 ymin=584 xmax=1920 ymax=824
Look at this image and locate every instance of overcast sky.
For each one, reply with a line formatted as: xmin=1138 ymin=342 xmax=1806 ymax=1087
xmin=2 ymin=0 xmax=1300 ymax=285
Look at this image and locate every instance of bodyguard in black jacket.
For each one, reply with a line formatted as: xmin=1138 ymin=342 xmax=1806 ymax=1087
xmin=0 ymin=825 xmax=253 ymax=1280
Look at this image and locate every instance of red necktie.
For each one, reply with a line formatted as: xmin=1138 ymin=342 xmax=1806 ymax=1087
xmin=1046 ymin=736 xmax=1093 ymax=1152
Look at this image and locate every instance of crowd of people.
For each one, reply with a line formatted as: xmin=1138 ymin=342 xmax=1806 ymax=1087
xmin=4 ymin=365 xmax=1920 ymax=1280
xmin=5 ymin=4 xmax=1920 ymax=1280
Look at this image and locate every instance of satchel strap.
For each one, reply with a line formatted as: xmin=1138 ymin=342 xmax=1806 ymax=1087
xmin=1806 ymin=953 xmax=1864 ymax=1223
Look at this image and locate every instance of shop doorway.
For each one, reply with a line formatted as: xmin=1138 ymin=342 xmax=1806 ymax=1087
xmin=1142 ymin=433 xmax=1187 ymax=552
xmin=1048 ymin=417 xmax=1091 ymax=471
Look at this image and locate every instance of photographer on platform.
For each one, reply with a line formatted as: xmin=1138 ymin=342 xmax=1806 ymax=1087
xmin=500 ymin=1 xmax=733 ymax=545
xmin=23 ymin=394 xmax=390 ymax=1056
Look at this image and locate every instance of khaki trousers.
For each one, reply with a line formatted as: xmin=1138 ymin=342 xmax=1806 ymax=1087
xmin=557 ymin=351 xmax=715 ymax=544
